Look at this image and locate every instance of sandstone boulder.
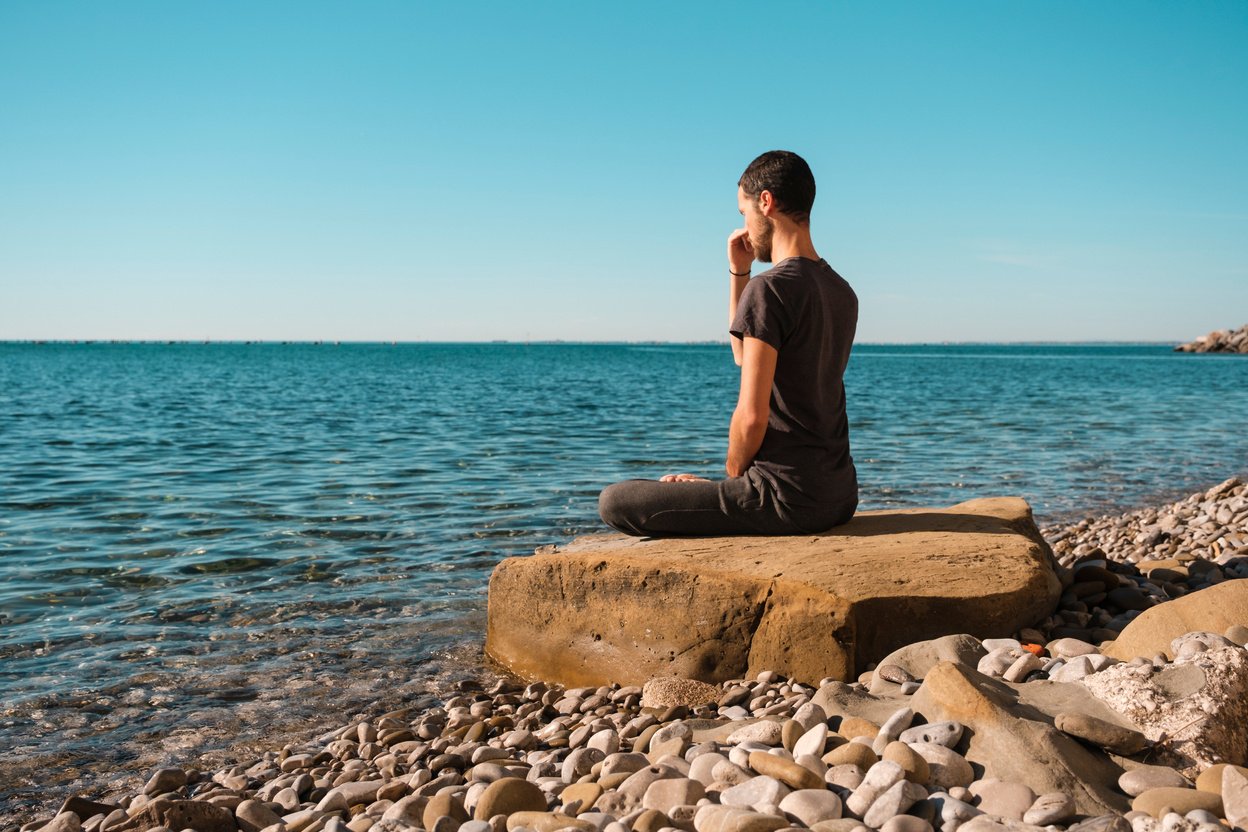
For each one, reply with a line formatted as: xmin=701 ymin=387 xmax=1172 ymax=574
xmin=486 ymin=498 xmax=1060 ymax=685
xmin=1102 ymin=581 xmax=1248 ymax=661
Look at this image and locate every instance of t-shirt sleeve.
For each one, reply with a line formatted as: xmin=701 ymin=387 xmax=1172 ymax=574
xmin=729 ymin=277 xmax=790 ymax=351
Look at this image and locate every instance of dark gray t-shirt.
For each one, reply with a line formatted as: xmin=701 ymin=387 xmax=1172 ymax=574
xmin=729 ymin=256 xmax=858 ymax=519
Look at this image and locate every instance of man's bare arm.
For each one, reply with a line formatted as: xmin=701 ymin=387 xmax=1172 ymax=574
xmin=726 ymin=336 xmax=778 ymax=476
xmin=727 ymin=228 xmax=754 ymax=367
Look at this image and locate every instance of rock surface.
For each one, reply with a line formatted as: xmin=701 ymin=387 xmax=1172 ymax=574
xmin=1174 ymin=323 xmax=1248 ymax=354
xmin=1102 ymin=581 xmax=1248 ymax=661
xmin=486 ymin=497 xmax=1061 ymax=685
xmin=1083 ymin=646 xmax=1248 ymax=776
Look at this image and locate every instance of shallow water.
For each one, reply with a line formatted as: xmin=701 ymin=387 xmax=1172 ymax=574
xmin=2 ymin=342 xmax=1246 ymax=818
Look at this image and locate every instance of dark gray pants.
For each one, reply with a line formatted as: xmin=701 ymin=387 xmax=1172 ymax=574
xmin=598 ymin=470 xmax=856 ymax=537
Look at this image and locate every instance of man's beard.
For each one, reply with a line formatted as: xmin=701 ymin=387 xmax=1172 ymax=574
xmin=752 ymin=217 xmax=775 ymax=263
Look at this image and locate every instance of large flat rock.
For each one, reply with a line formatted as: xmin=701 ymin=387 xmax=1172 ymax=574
xmin=485 ymin=497 xmax=1061 ymax=686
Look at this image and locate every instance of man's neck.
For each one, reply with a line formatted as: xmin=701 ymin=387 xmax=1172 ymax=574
xmin=769 ymin=223 xmax=819 ymax=264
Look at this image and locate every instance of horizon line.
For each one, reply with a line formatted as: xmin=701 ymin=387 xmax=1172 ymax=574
xmin=0 ymin=338 xmax=1197 ymax=347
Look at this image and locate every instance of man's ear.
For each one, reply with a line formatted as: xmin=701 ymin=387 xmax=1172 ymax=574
xmin=757 ymin=189 xmax=776 ymax=217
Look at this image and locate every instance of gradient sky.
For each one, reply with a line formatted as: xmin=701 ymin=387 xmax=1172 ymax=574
xmin=2 ymin=1 xmax=1245 ymax=343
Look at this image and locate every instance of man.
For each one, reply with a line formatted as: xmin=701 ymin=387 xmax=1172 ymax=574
xmin=598 ymin=150 xmax=859 ymax=536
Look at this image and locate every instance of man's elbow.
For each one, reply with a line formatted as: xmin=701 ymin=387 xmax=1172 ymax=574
xmin=733 ymin=409 xmax=769 ymax=442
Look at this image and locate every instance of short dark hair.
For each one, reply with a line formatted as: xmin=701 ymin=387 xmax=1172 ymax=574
xmin=738 ymin=150 xmax=816 ymax=224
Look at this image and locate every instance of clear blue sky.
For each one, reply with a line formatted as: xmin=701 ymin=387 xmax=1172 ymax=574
xmin=2 ymin=1 xmax=1245 ymax=343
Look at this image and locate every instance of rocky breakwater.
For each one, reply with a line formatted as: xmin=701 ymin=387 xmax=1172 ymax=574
xmin=1174 ymin=324 xmax=1248 ymax=354
xmin=485 ymin=498 xmax=1061 ymax=687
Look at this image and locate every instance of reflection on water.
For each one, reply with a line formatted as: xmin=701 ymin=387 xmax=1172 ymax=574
xmin=1 ymin=342 xmax=1247 ymax=820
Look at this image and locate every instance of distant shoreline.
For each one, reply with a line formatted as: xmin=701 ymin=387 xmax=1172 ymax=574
xmin=0 ymin=339 xmax=1199 ymax=347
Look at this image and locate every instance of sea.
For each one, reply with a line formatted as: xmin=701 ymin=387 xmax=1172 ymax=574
xmin=2 ymin=341 xmax=1248 ymax=818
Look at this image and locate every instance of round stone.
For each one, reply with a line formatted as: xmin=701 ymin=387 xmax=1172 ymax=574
xmin=822 ymin=743 xmax=877 ymax=770
xmin=1119 ymin=767 xmax=1190 ymax=798
xmin=475 ymin=779 xmax=548 ymax=820
xmin=882 ymin=742 xmax=928 ymax=785
xmin=1023 ymin=792 xmax=1076 ymax=825
xmin=1131 ymin=788 xmax=1223 ymax=819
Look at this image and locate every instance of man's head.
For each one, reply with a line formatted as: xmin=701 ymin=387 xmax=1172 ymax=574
xmin=737 ymin=150 xmax=816 ymax=263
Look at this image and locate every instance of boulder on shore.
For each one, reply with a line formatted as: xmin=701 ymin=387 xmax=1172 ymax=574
xmin=485 ymin=497 xmax=1061 ymax=686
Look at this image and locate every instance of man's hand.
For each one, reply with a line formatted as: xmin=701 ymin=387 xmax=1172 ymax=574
xmin=659 ymin=473 xmax=711 ymax=483
xmin=727 ymin=228 xmax=754 ymax=275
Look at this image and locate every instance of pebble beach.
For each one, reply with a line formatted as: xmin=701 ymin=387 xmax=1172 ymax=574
xmin=9 ymin=477 xmax=1248 ymax=832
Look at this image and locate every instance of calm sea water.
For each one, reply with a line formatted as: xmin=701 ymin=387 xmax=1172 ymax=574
xmin=2 ymin=342 xmax=1247 ymax=816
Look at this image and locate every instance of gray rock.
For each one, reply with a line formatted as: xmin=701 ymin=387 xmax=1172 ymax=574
xmin=977 ymin=649 xmax=1018 ymax=678
xmin=845 ymin=761 xmax=905 ymax=818
xmin=793 ymin=724 xmax=828 ymax=759
xmin=778 ymin=789 xmax=843 ymax=826
xmin=868 ymin=635 xmax=987 ymax=696
xmin=872 ymin=709 xmax=914 ymax=755
xmin=727 ymin=722 xmax=784 ymax=747
xmin=1002 ymin=654 xmax=1043 ymax=683
xmin=1118 ymin=767 xmax=1191 ymax=797
xmin=907 ymin=743 xmax=973 ymax=791
xmin=862 ymin=780 xmax=927 ymax=828
xmin=719 ymin=775 xmax=791 ymax=808
xmin=689 ymin=753 xmax=729 ymax=787
xmin=1049 ymin=639 xmax=1099 ymax=659
xmin=898 ymin=722 xmax=963 ymax=749
xmin=876 ymin=665 xmax=916 ymax=685
xmin=1022 ymin=793 xmax=1075 ymax=825
xmin=1067 ymin=815 xmax=1132 ymax=832
xmin=825 ymin=765 xmax=865 ymax=791
xmin=562 ymin=748 xmax=606 ymax=783
xmin=588 ymin=730 xmax=621 ymax=756
xmin=1223 ymin=765 xmax=1248 ymax=830
xmin=792 ymin=703 xmax=828 ymax=733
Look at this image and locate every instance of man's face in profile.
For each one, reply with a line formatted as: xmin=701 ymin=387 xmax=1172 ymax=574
xmin=738 ymin=186 xmax=775 ymax=263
